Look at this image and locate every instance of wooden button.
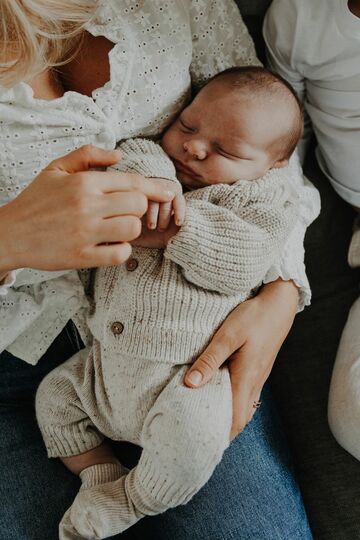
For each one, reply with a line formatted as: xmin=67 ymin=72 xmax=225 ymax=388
xmin=111 ymin=321 xmax=124 ymax=335
xmin=126 ymin=258 xmax=138 ymax=272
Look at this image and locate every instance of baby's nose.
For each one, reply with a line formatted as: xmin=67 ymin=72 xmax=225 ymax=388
xmin=183 ymin=140 xmax=207 ymax=160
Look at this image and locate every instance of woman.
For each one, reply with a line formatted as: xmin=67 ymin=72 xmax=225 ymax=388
xmin=0 ymin=1 xmax=318 ymax=538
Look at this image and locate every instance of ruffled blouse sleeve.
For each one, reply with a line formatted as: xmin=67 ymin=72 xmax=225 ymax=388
xmin=263 ymin=153 xmax=320 ymax=311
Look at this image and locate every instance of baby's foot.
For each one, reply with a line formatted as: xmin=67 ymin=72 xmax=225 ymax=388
xmin=59 ymin=461 xmax=131 ymax=540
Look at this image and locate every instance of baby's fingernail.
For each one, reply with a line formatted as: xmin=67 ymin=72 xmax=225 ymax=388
xmin=187 ymin=370 xmax=202 ymax=386
xmin=175 ymin=218 xmax=183 ymax=226
xmin=148 ymin=223 xmax=155 ymax=229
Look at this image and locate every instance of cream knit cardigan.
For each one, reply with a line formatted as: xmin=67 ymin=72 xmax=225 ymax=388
xmin=87 ymin=138 xmax=299 ymax=364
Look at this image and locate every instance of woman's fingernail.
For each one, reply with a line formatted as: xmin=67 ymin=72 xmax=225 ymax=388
xmin=187 ymin=370 xmax=203 ymax=386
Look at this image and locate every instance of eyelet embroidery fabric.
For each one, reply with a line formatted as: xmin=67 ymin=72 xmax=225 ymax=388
xmin=0 ymin=0 xmax=318 ymax=364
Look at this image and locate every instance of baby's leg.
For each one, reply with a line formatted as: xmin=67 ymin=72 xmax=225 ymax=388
xmin=63 ymin=364 xmax=232 ymax=538
xmin=36 ymin=349 xmax=128 ymax=539
xmin=328 ymin=296 xmax=360 ymax=460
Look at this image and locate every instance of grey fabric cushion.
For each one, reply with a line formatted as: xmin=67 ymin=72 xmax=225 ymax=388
xmin=236 ymin=0 xmax=272 ymax=16
xmin=235 ymin=0 xmax=269 ymax=63
xmin=273 ymin=147 xmax=360 ymax=540
xmin=235 ymin=2 xmax=360 ymax=538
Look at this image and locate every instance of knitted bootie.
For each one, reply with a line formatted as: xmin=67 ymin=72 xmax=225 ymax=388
xmin=59 ymin=461 xmax=130 ymax=540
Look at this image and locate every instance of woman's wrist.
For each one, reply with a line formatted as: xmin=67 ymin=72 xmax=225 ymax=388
xmin=258 ymin=279 xmax=299 ymax=323
xmin=0 ymin=203 xmax=20 ymax=275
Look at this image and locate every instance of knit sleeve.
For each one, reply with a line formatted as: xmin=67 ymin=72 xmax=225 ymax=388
xmin=262 ymin=153 xmax=320 ymax=311
xmin=164 ymin=173 xmax=298 ymax=295
xmin=188 ymin=0 xmax=261 ymax=89
xmin=109 ymin=138 xmax=179 ymax=185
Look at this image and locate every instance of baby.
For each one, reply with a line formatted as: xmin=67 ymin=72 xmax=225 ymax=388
xmin=264 ymin=0 xmax=360 ymax=462
xmin=35 ymin=67 xmax=303 ymax=540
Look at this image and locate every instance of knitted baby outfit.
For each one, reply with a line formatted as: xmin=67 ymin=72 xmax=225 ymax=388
xmin=36 ymin=139 xmax=298 ymax=539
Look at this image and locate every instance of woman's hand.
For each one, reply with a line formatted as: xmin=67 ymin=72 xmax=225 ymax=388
xmin=0 ymin=145 xmax=176 ymax=273
xmin=184 ymin=279 xmax=299 ymax=439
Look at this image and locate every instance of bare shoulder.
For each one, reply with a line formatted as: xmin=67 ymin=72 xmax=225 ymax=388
xmin=58 ymin=31 xmax=114 ymax=97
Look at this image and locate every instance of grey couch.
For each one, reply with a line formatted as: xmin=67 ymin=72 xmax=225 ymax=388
xmin=237 ymin=1 xmax=360 ymax=539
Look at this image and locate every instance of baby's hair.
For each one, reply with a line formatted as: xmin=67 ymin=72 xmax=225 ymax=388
xmin=0 ymin=0 xmax=97 ymax=88
xmin=209 ymin=66 xmax=304 ymax=160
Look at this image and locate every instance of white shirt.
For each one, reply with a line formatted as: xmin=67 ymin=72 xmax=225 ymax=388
xmin=0 ymin=0 xmax=319 ymax=364
xmin=264 ymin=0 xmax=360 ymax=205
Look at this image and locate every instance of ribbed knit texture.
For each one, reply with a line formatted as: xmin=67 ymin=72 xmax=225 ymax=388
xmin=88 ymin=138 xmax=299 ymax=365
xmin=110 ymin=138 xmax=179 ymax=184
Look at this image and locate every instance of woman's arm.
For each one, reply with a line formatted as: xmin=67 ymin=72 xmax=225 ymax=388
xmin=185 ymin=278 xmax=299 ymax=438
xmin=0 ymin=145 xmax=176 ymax=276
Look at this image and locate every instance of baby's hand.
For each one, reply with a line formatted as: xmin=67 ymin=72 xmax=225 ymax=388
xmin=146 ymin=179 xmax=185 ymax=231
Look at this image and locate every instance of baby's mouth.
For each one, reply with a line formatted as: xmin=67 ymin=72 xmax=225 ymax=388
xmin=173 ymin=159 xmax=198 ymax=178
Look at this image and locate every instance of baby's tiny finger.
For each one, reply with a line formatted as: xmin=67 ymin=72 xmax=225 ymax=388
xmin=173 ymin=194 xmax=186 ymax=226
xmin=158 ymin=202 xmax=172 ymax=231
xmin=147 ymin=201 xmax=159 ymax=229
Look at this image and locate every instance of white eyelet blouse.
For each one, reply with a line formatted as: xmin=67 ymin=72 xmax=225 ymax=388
xmin=0 ymin=0 xmax=320 ymax=364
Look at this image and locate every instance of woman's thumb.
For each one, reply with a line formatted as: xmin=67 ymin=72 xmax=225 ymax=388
xmin=47 ymin=145 xmax=122 ymax=174
xmin=184 ymin=350 xmax=223 ymax=388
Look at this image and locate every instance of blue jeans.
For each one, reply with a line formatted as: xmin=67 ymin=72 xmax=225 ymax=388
xmin=0 ymin=323 xmax=312 ymax=540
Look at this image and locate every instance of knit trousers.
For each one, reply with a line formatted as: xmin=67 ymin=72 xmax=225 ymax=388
xmin=36 ymin=344 xmax=232 ymax=533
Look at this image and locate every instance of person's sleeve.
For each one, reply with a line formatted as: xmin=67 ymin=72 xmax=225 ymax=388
xmin=262 ymin=153 xmax=321 ymax=311
xmin=164 ymin=175 xmax=298 ymax=295
xmin=109 ymin=138 xmax=179 ymax=185
xmin=263 ymin=0 xmax=312 ymax=164
xmin=188 ymin=0 xmax=261 ymax=88
xmin=0 ymin=268 xmax=88 ymax=362
xmin=0 ymin=269 xmax=21 ymax=295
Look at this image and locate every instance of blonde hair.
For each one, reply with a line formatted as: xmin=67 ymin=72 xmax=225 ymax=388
xmin=0 ymin=0 xmax=97 ymax=87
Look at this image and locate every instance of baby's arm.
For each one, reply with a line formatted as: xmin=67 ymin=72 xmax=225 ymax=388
xmin=165 ymin=172 xmax=298 ymax=295
xmin=109 ymin=139 xmax=185 ymax=230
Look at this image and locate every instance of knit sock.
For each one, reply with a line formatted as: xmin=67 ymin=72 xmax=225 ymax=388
xmin=59 ymin=461 xmax=130 ymax=540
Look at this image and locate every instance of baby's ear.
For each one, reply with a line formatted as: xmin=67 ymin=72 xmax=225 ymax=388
xmin=273 ymin=158 xmax=288 ymax=169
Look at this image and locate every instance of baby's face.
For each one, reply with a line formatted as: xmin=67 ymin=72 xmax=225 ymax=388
xmin=162 ymin=81 xmax=287 ymax=189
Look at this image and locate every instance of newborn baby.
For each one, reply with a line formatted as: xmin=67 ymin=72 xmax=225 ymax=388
xmin=36 ymin=66 xmax=303 ymax=540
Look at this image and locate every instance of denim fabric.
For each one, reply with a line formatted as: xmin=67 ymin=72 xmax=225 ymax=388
xmin=0 ymin=322 xmax=312 ymax=540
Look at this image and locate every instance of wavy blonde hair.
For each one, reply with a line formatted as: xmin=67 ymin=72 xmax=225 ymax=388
xmin=0 ymin=0 xmax=97 ymax=87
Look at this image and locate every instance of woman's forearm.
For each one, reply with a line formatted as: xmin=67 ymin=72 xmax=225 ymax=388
xmin=0 ymin=203 xmax=18 ymax=276
xmin=185 ymin=277 xmax=300 ymax=436
xmin=259 ymin=278 xmax=299 ymax=320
